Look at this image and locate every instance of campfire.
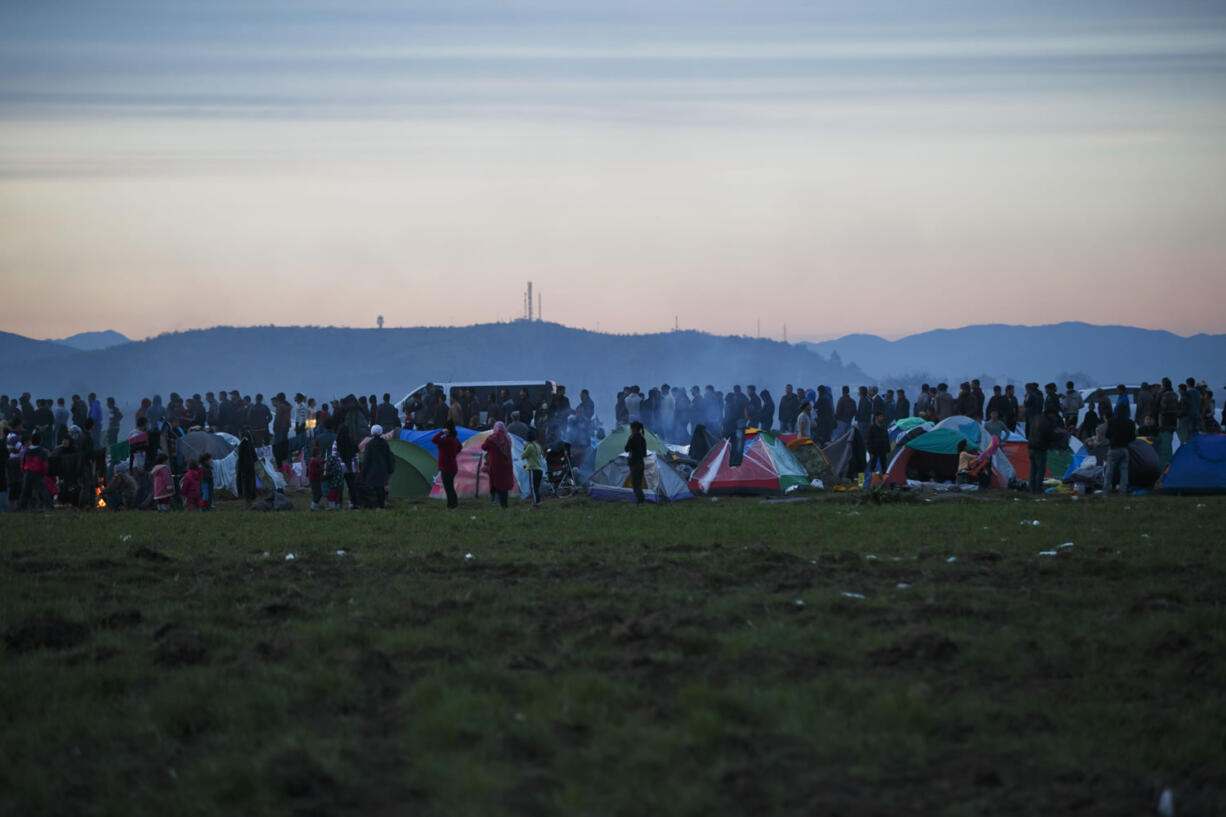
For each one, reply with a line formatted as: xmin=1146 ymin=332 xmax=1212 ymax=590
xmin=95 ymin=484 xmax=107 ymax=509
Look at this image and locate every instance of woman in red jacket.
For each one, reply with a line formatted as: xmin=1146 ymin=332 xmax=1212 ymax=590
xmin=480 ymin=421 xmax=514 ymax=508
xmin=431 ymin=420 xmax=464 ymax=509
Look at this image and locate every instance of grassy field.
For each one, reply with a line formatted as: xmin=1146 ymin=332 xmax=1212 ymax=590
xmin=2 ymin=491 xmax=1224 ymax=816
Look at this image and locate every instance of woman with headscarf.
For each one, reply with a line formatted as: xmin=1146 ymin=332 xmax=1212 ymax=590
xmin=481 ymin=421 xmax=514 ymax=508
xmin=359 ymin=424 xmax=395 ymax=509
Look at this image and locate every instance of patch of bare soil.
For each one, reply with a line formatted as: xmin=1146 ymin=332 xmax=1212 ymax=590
xmin=5 ymin=612 xmax=89 ymax=653
xmin=868 ymin=626 xmax=958 ymax=666
xmin=127 ymin=544 xmax=172 ymax=562
xmin=151 ymin=624 xmax=208 ymax=666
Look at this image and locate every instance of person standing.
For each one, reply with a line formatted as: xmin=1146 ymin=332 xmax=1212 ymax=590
xmin=814 ymin=386 xmax=835 ymax=445
xmin=87 ymin=393 xmax=103 ymax=447
xmin=151 ymin=453 xmax=173 ymax=511
xmin=481 ymin=421 xmax=515 ymax=508
xmin=1027 ymin=410 xmax=1056 ymax=495
xmin=625 ymin=420 xmax=647 ymax=504
xmin=432 ymin=420 xmax=464 ymax=509
xmin=778 ymin=385 xmax=798 ymax=433
xmin=834 ymin=386 xmax=855 ymax=440
xmin=854 ymin=386 xmax=872 ymax=438
xmin=796 ymin=402 xmax=813 ymax=440
xmin=104 ymin=397 xmax=122 ymax=447
xmin=758 ymin=389 xmax=775 ymax=434
xmin=359 ymin=424 xmax=395 ymax=509
xmin=1061 ymin=382 xmax=1084 ymax=430
xmin=521 ymin=429 xmax=544 ymax=508
xmin=894 ymin=388 xmax=910 ymax=422
xmin=1181 ymin=377 xmax=1202 ymax=441
xmin=272 ymin=392 xmax=292 ymax=467
xmin=866 ymin=412 xmax=890 ymax=485
xmin=1103 ymin=402 xmax=1136 ymax=496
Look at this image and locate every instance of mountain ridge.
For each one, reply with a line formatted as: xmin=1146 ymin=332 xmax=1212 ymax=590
xmin=800 ymin=322 xmax=1226 ymax=387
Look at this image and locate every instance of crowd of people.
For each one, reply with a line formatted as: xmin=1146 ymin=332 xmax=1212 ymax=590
xmin=1 ymin=375 xmax=1220 ymax=511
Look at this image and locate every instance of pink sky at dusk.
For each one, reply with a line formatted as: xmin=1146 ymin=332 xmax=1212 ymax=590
xmin=2 ymin=2 xmax=1225 ymax=342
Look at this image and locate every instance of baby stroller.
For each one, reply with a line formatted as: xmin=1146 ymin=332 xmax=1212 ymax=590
xmin=541 ymin=441 xmax=578 ymax=498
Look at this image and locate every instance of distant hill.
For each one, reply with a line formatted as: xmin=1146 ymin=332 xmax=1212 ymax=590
xmin=0 ymin=322 xmax=866 ymax=421
xmin=800 ymin=323 xmax=1226 ymax=388
xmin=52 ymin=330 xmax=130 ymax=351
xmin=0 ymin=331 xmax=75 ymax=366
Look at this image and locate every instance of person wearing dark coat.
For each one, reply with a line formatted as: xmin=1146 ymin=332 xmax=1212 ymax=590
xmin=359 ymin=424 xmax=395 ymax=508
xmin=814 ymin=386 xmax=835 ymax=445
xmin=758 ymin=389 xmax=775 ymax=433
xmin=778 ymin=385 xmax=799 ymax=433
xmin=336 ymin=424 xmax=359 ymax=509
xmin=894 ymin=389 xmax=910 ymax=421
xmin=866 ymin=413 xmax=890 ymax=479
xmin=236 ymin=433 xmax=258 ymax=501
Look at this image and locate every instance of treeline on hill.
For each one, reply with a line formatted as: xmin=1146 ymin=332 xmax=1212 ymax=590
xmin=0 ymin=323 xmax=866 ymax=419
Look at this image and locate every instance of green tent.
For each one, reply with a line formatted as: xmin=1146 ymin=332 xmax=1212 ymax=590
xmin=387 ymin=439 xmax=438 ymax=499
xmin=592 ymin=425 xmax=672 ymax=473
xmin=905 ymin=427 xmax=979 ymax=455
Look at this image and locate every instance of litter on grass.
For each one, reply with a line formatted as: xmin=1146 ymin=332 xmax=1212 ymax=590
xmin=946 ymin=556 xmax=958 ymax=563
xmin=794 ymin=599 xmax=805 ymax=607
xmin=1058 ymin=542 xmax=1074 ymax=549
xmin=284 ymin=553 xmax=295 ymax=561
xmin=335 ymin=550 xmax=346 ymax=556
xmin=896 ymin=583 xmax=911 ymax=589
xmin=464 ymin=553 xmax=474 ymax=560
xmin=841 ymin=592 xmax=867 ymax=600
xmin=1038 ymin=551 xmax=1057 ymax=557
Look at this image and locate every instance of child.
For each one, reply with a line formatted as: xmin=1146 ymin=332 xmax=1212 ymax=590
xmin=199 ymin=452 xmax=214 ymax=511
xmin=956 ymin=439 xmax=975 ymax=485
xmin=181 ymin=459 xmax=202 ymax=510
xmin=307 ymin=442 xmax=324 ymax=511
xmin=324 ymin=441 xmax=345 ymax=510
xmin=151 ymin=452 xmax=173 ymax=511
xmin=521 ymin=429 xmax=543 ymax=508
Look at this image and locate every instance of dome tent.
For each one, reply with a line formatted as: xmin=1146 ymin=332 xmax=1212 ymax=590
xmin=1160 ymin=433 xmax=1226 ymax=494
xmin=588 ymin=451 xmax=693 ymax=503
xmin=688 ymin=431 xmax=808 ymax=496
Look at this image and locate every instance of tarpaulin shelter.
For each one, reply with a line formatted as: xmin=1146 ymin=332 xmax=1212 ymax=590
xmin=688 ymin=431 xmax=808 ymax=495
xmin=428 ymin=430 xmax=530 ymax=500
xmin=1160 ymin=433 xmax=1226 ymax=494
xmin=588 ymin=451 xmax=693 ymax=503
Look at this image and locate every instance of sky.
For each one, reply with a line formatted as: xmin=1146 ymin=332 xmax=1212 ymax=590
xmin=2 ymin=1 xmax=1225 ymax=342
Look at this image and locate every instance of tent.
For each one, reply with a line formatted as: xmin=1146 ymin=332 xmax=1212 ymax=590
xmin=387 ymin=439 xmax=440 ymax=499
xmin=397 ymin=427 xmax=478 ymax=458
xmin=1065 ymin=439 xmax=1161 ymax=491
xmin=1001 ymin=433 xmax=1082 ymax=483
xmin=177 ymin=430 xmax=236 ymax=462
xmin=592 ymin=425 xmax=671 ymax=473
xmin=823 ymin=425 xmax=867 ymax=482
xmin=588 ymin=451 xmax=693 ymax=503
xmin=1159 ymin=433 xmax=1226 ymax=494
xmin=931 ymin=415 xmax=1016 ymax=484
xmin=884 ymin=424 xmax=1013 ymax=488
xmin=888 ymin=417 xmax=931 ymax=445
xmin=428 ymin=430 xmax=531 ymax=500
xmin=688 ymin=431 xmax=808 ymax=495
xmin=785 ymin=437 xmax=837 ymax=486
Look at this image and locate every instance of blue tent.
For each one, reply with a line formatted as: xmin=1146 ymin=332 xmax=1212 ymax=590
xmin=1160 ymin=434 xmax=1226 ymax=494
xmin=397 ymin=426 xmax=478 ymax=458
